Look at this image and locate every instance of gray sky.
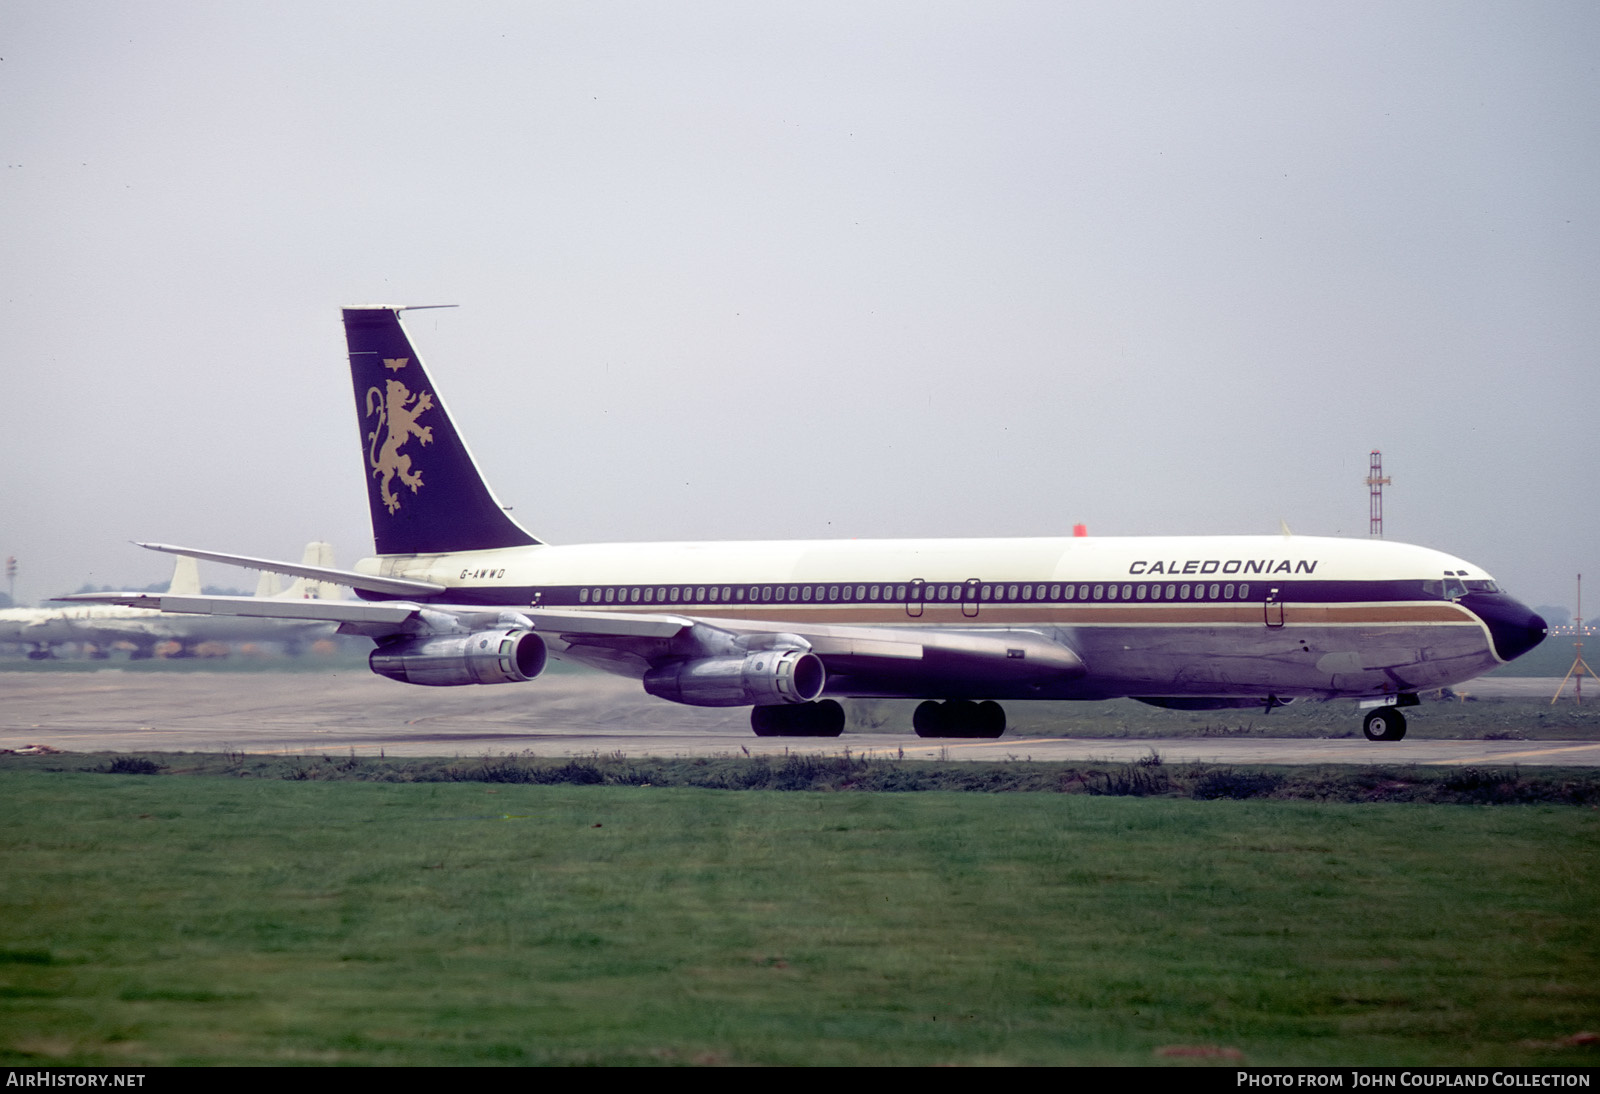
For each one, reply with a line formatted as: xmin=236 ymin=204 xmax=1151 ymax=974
xmin=3 ymin=1 xmax=1596 ymax=612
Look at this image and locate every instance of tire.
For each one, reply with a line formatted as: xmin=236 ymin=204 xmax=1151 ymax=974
xmin=913 ymin=700 xmax=945 ymax=738
xmin=810 ymin=699 xmax=846 ymax=737
xmin=752 ymin=700 xmax=846 ymax=737
xmin=943 ymin=700 xmax=979 ymax=736
xmin=974 ymin=700 xmax=1006 ymax=739
xmin=751 ymin=705 xmax=784 ymax=737
xmin=1362 ymin=708 xmax=1407 ymax=742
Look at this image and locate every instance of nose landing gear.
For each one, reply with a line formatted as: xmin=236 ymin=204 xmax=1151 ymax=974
xmin=1362 ymin=707 xmax=1408 ymax=742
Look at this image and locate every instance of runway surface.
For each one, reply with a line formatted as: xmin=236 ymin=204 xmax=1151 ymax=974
xmin=2 ymin=670 xmax=1595 ymax=767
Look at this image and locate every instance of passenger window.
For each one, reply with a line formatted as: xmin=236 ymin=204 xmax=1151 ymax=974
xmin=1093 ymin=585 xmax=1104 ymax=600
xmin=1208 ymin=584 xmax=1219 ymax=599
xmin=981 ymin=585 xmax=992 ymax=601
xmin=579 ymin=589 xmax=589 ymax=603
xmin=1022 ymin=585 xmax=1033 ymax=601
xmin=1224 ymin=584 xmax=1234 ymax=599
xmin=1136 ymin=585 xmax=1146 ymax=600
xmin=1107 ymin=585 xmax=1118 ymax=600
xmin=604 ymin=588 xmax=615 ymax=603
xmin=1050 ymin=584 xmax=1060 ymax=600
xmin=1064 ymin=585 xmax=1075 ymax=601
xmin=1239 ymin=584 xmax=1249 ymax=599
xmin=1179 ymin=585 xmax=1190 ymax=599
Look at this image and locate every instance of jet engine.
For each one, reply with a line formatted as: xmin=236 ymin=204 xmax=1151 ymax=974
xmin=642 ymin=649 xmax=825 ymax=707
xmin=369 ymin=628 xmax=547 ymax=686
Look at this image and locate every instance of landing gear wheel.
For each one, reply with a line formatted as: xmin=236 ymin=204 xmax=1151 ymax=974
xmin=944 ymin=699 xmax=978 ymax=733
xmin=752 ymin=705 xmax=783 ymax=737
xmin=810 ymin=699 xmax=846 ymax=737
xmin=913 ymin=699 xmax=1008 ymax=738
xmin=751 ymin=700 xmax=846 ymax=737
xmin=974 ymin=700 xmax=1006 ymax=739
xmin=1362 ymin=708 xmax=1407 ymax=742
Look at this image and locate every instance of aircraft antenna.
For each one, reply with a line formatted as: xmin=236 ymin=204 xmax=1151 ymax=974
xmin=1364 ymin=450 xmax=1390 ymax=538
xmin=1552 ymin=573 xmax=1592 ymax=705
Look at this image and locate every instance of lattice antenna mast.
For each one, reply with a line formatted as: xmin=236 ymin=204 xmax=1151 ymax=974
xmin=1553 ymin=573 xmax=1592 ymax=705
xmin=1364 ymin=450 xmax=1391 ymax=538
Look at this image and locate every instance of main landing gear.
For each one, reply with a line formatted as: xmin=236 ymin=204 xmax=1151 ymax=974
xmin=913 ymin=699 xmax=1006 ymax=739
xmin=751 ymin=699 xmax=846 ymax=737
xmin=1362 ymin=708 xmax=1407 ymax=742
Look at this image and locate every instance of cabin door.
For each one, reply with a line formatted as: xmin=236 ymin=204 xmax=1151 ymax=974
xmin=906 ymin=578 xmax=925 ymax=618
xmin=1264 ymin=587 xmax=1285 ymax=628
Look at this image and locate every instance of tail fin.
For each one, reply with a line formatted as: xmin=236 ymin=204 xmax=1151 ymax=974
xmin=270 ymin=542 xmax=339 ymax=600
xmin=167 ymin=554 xmax=201 ymax=596
xmin=341 ymin=307 xmax=541 ymax=556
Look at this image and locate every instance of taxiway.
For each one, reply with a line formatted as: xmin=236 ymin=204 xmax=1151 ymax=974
xmin=2 ymin=670 xmax=1594 ymax=767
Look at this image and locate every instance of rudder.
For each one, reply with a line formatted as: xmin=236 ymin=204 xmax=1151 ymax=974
xmin=342 ymin=307 xmax=540 ymax=556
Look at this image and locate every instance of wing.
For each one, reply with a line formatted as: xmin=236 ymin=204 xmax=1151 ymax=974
xmin=133 ymin=542 xmax=444 ymax=597
xmin=54 ymin=591 xmax=689 ymax=640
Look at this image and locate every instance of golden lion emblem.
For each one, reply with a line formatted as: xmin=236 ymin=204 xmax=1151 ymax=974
xmin=365 ymin=374 xmax=434 ymax=514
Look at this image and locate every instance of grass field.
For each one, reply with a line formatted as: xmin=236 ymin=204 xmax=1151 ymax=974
xmin=2 ymin=767 xmax=1596 ymax=1066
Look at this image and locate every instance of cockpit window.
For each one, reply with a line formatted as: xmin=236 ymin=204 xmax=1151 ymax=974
xmin=1464 ymin=579 xmax=1499 ymax=593
xmin=1442 ymin=574 xmax=1468 ymax=599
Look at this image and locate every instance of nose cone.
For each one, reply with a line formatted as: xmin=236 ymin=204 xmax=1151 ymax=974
xmin=1465 ymin=594 xmax=1547 ymax=663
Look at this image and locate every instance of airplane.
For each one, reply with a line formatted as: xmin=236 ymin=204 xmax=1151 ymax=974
xmin=9 ymin=545 xmax=338 ymax=659
xmin=59 ymin=306 xmax=1548 ymax=742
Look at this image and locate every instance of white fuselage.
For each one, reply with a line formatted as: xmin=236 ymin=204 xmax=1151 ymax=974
xmin=352 ymin=534 xmax=1513 ymax=702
